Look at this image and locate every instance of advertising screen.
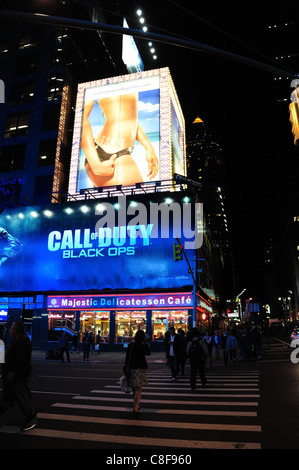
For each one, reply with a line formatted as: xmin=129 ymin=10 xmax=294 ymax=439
xmin=0 ymin=193 xmax=196 ymax=292
xmin=67 ymin=68 xmax=186 ymax=197
xmin=122 ymin=18 xmax=144 ymax=73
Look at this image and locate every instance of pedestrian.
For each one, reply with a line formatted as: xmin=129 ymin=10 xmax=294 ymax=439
xmin=225 ymin=330 xmax=238 ymax=364
xmin=221 ymin=331 xmax=228 ymax=365
xmin=176 ymin=328 xmax=187 ymax=375
xmin=186 ymin=327 xmax=208 ymax=389
xmin=251 ymin=326 xmax=262 ymax=359
xmin=203 ymin=330 xmax=213 ymax=367
xmin=123 ymin=329 xmax=151 ymax=416
xmin=89 ymin=332 xmax=95 ymax=354
xmin=164 ymin=326 xmax=180 ymax=381
xmin=239 ymin=329 xmax=251 ymax=362
xmin=96 ymin=331 xmax=101 ymax=354
xmin=256 ymin=327 xmax=262 ymax=359
xmin=212 ymin=330 xmax=221 ymax=359
xmin=0 ymin=321 xmax=37 ymax=431
xmin=59 ymin=332 xmax=70 ymax=362
xmin=83 ymin=331 xmax=91 ymax=361
xmin=71 ymin=332 xmax=79 ymax=353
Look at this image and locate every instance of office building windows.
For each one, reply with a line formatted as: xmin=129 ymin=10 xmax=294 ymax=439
xmin=38 ymin=138 xmax=57 ymax=167
xmin=42 ymin=105 xmax=60 ymax=131
xmin=9 ymin=81 xmax=35 ymax=106
xmin=0 ymin=143 xmax=26 ymax=171
xmin=3 ymin=112 xmax=30 ymax=138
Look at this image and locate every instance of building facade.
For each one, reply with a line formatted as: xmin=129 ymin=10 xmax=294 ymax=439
xmin=0 ymin=1 xmax=222 ymax=349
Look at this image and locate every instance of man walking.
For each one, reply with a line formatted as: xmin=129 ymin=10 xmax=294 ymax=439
xmin=164 ymin=326 xmax=180 ymax=381
xmin=0 ymin=321 xmax=37 ymax=431
xmin=186 ymin=327 xmax=208 ymax=390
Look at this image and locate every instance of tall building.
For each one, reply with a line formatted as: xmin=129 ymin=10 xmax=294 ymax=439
xmin=186 ymin=117 xmax=235 ymax=320
xmin=0 ymin=0 xmax=128 ymax=208
xmin=255 ymin=11 xmax=299 ymax=323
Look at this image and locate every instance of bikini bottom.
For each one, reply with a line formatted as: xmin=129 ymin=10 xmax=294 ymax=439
xmin=85 ymin=141 xmax=134 ymax=165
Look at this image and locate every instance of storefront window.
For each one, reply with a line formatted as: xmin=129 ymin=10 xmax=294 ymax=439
xmin=48 ymin=311 xmax=76 ymax=341
xmin=80 ymin=311 xmax=109 ymax=343
xmin=152 ymin=310 xmax=188 ymax=342
xmin=115 ymin=311 xmax=146 ymax=343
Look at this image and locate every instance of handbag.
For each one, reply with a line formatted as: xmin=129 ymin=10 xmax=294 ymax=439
xmin=119 ymin=374 xmax=132 ymax=394
xmin=122 ymin=342 xmax=134 ymax=378
xmin=120 ymin=342 xmax=134 ymax=394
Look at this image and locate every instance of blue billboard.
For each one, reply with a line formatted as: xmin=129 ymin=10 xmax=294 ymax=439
xmin=0 ymin=195 xmax=196 ymax=292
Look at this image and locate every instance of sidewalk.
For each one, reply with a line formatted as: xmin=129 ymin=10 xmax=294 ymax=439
xmin=32 ymin=349 xmax=167 ymax=364
xmin=32 ymin=349 xmax=234 ymax=366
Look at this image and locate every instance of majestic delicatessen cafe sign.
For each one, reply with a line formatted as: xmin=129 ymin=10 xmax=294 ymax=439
xmin=47 ymin=293 xmax=193 ymax=310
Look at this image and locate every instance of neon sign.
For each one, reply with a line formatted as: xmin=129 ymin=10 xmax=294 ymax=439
xmin=47 ymin=293 xmax=193 ymax=310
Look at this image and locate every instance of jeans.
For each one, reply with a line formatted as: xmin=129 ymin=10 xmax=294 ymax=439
xmin=190 ymin=358 xmax=206 ymax=389
xmin=167 ymin=355 xmax=178 ymax=378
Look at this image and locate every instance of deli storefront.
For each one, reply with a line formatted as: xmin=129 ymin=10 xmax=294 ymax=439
xmin=47 ymin=291 xmax=194 ymax=351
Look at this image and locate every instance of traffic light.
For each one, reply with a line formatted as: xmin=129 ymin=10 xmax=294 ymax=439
xmin=173 ymin=243 xmax=183 ymax=261
xmin=289 ymin=101 xmax=299 ymax=146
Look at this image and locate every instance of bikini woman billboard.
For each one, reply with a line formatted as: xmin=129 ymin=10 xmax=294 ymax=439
xmin=67 ymin=68 xmax=186 ymax=196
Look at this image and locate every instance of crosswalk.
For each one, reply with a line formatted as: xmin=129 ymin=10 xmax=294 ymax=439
xmin=17 ymin=367 xmax=262 ymax=449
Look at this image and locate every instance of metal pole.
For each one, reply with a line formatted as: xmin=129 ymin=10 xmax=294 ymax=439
xmin=0 ymin=9 xmax=297 ymax=79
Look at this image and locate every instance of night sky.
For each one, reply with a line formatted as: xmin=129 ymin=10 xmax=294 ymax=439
xmin=126 ymin=0 xmax=299 ymax=298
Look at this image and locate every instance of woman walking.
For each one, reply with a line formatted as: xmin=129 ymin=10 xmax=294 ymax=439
xmin=124 ymin=330 xmax=151 ymax=416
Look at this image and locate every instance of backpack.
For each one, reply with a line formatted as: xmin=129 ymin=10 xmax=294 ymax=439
xmin=189 ymin=339 xmax=206 ymax=361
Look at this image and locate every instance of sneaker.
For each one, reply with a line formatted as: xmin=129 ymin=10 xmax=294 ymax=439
xmin=21 ymin=416 xmax=38 ymax=432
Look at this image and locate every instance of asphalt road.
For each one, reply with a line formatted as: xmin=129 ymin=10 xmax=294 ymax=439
xmin=0 ymin=337 xmax=298 ymax=457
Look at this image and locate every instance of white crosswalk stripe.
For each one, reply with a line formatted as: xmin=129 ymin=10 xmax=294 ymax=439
xmin=0 ymin=368 xmax=262 ymax=449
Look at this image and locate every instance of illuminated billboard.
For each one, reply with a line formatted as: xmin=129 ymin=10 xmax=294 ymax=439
xmin=0 ymin=193 xmax=196 ymax=292
xmin=122 ymin=18 xmax=144 ymax=73
xmin=68 ymin=68 xmax=186 ymax=197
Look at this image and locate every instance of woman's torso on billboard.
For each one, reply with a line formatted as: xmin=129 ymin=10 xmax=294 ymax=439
xmin=97 ymin=94 xmax=138 ymax=149
xmin=86 ymin=93 xmax=142 ymax=187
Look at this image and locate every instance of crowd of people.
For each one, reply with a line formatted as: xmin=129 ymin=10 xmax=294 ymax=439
xmin=0 ymin=319 xmax=264 ymax=427
xmin=164 ymin=325 xmax=263 ymax=378
xmin=123 ymin=323 xmax=263 ymax=416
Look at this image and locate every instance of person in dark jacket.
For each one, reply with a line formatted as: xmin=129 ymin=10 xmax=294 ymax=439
xmin=0 ymin=321 xmax=37 ymax=431
xmin=186 ymin=327 xmax=208 ymax=390
xmin=59 ymin=332 xmax=70 ymax=363
xmin=164 ymin=326 xmax=181 ymax=381
xmin=124 ymin=329 xmax=151 ymax=415
xmin=176 ymin=328 xmax=187 ymax=376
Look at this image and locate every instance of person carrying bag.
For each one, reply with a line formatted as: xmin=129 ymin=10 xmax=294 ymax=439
xmin=123 ymin=330 xmax=150 ymax=415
